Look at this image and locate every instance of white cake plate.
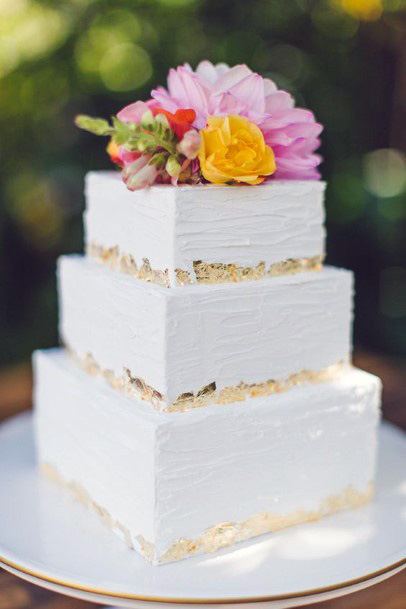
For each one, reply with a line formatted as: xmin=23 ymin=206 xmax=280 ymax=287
xmin=0 ymin=413 xmax=405 ymax=609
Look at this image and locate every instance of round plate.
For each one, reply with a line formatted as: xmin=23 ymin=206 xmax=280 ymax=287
xmin=0 ymin=413 xmax=405 ymax=607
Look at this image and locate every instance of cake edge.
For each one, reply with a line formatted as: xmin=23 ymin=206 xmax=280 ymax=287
xmin=41 ymin=462 xmax=374 ymax=565
xmin=67 ymin=346 xmax=347 ymax=412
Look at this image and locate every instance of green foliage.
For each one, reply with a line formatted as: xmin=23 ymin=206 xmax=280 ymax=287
xmin=75 ymin=111 xmax=178 ymax=157
xmin=75 ymin=115 xmax=113 ymax=136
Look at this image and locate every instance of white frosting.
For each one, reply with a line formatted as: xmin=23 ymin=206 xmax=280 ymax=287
xmin=58 ymin=256 xmax=353 ymax=406
xmin=84 ymin=171 xmax=326 ymax=284
xmin=34 ymin=349 xmax=381 ymax=563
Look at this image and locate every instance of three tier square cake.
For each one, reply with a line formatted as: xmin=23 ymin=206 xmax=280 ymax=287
xmin=34 ymin=60 xmax=381 ymax=565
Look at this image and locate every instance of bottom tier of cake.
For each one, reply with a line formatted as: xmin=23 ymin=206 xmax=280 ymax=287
xmin=34 ymin=349 xmax=381 ymax=565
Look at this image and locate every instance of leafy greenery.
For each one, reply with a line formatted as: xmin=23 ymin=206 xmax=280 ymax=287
xmin=74 ymin=115 xmax=114 ymax=136
xmin=75 ymin=112 xmax=178 ymax=162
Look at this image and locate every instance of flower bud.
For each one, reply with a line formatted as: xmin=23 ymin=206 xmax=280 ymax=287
xmin=177 ymin=129 xmax=201 ymax=160
xmin=122 ymin=156 xmax=159 ymax=190
xmin=166 ymin=155 xmax=182 ymax=178
xmin=140 ymin=110 xmax=154 ymax=128
xmin=154 ymin=113 xmax=170 ymax=129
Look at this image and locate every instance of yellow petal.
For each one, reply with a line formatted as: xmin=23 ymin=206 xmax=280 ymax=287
xmin=199 ymin=115 xmax=276 ymax=185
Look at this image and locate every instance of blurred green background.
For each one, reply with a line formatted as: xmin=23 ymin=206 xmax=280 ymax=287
xmin=0 ymin=0 xmax=405 ymax=369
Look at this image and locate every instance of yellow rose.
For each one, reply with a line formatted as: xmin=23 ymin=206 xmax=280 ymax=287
xmin=198 ymin=115 xmax=276 ymax=185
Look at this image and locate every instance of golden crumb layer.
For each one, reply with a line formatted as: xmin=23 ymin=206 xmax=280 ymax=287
xmin=87 ymin=242 xmax=323 ymax=287
xmin=68 ymin=347 xmax=345 ymax=412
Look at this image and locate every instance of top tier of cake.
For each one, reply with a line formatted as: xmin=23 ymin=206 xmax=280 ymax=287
xmin=85 ymin=172 xmax=326 ymax=287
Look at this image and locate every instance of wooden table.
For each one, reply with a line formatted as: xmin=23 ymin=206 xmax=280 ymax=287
xmin=0 ymin=351 xmax=405 ymax=608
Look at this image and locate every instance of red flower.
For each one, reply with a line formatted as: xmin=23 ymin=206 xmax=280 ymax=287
xmin=154 ymin=108 xmax=196 ymax=140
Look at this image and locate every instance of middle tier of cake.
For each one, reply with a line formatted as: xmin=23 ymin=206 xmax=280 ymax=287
xmin=58 ymin=256 xmax=353 ymax=411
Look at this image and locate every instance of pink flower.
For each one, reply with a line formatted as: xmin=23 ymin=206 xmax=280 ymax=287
xmin=151 ymin=61 xmax=323 ymax=179
xmin=122 ymin=155 xmax=159 ymax=190
xmin=117 ymin=99 xmax=159 ymax=123
xmin=177 ymin=129 xmax=201 ymax=159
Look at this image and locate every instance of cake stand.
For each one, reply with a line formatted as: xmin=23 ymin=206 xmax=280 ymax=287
xmin=0 ymin=413 xmax=405 ymax=609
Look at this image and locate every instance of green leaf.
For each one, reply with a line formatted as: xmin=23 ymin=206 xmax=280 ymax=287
xmin=74 ymin=115 xmax=112 ymax=136
xmin=140 ymin=110 xmax=154 ymax=129
xmin=155 ymin=113 xmax=170 ymax=129
xmin=112 ymin=117 xmax=132 ymax=145
xmin=150 ymin=152 xmax=168 ymax=168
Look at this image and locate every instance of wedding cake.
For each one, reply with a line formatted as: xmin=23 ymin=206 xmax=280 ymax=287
xmin=34 ymin=61 xmax=381 ymax=565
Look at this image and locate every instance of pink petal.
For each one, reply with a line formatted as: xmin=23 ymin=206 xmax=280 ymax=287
xmin=264 ymin=90 xmax=294 ymax=114
xmin=263 ymin=77 xmax=278 ymax=96
xmin=119 ymin=147 xmax=141 ymax=166
xmin=215 ymin=91 xmax=247 ymax=116
xmin=261 ymin=108 xmax=315 ymax=130
xmin=150 ymin=87 xmax=179 ymax=113
xmin=117 ymin=101 xmax=150 ymax=124
xmin=214 ymin=62 xmax=230 ymax=78
xmin=274 ymin=153 xmax=322 ymax=180
xmin=212 ymin=64 xmax=253 ymax=96
xmin=265 ymin=122 xmax=323 ymax=147
xmin=195 ymin=60 xmax=230 ymax=85
xmin=228 ymin=73 xmax=265 ymax=115
xmin=276 ymin=137 xmax=321 ymax=156
xmin=164 ymin=66 xmax=210 ymax=127
xmin=195 ymin=60 xmax=218 ymax=84
xmin=178 ymin=67 xmax=210 ymax=112
xmin=167 ymin=67 xmax=184 ymax=99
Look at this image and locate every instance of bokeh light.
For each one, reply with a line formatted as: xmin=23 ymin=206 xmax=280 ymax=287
xmin=74 ymin=9 xmax=155 ymax=91
xmin=6 ymin=174 xmax=64 ymax=249
xmin=99 ymin=43 xmax=153 ymax=91
xmin=363 ymin=149 xmax=406 ymax=198
xmin=0 ymin=0 xmax=69 ymax=78
xmin=334 ymin=0 xmax=383 ymax=21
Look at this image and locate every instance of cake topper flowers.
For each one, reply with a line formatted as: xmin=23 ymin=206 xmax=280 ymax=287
xmin=76 ymin=61 xmax=323 ymax=190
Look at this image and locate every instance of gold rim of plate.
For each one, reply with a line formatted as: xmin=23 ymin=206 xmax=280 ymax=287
xmin=0 ymin=554 xmax=404 ymax=604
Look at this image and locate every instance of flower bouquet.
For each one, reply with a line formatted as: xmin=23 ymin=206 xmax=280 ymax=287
xmin=76 ymin=61 xmax=322 ymax=190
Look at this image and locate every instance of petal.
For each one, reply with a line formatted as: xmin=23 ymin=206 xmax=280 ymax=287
xmin=212 ymin=64 xmax=254 ymax=95
xmin=261 ymin=108 xmax=315 ymax=130
xmin=165 ymin=66 xmax=210 ymax=127
xmin=178 ymin=67 xmax=210 ymax=112
xmin=263 ymin=77 xmax=278 ymax=96
xmin=117 ymin=101 xmax=150 ymax=124
xmin=228 ymin=73 xmax=265 ymax=115
xmin=150 ymin=87 xmax=179 ymax=113
xmin=195 ymin=60 xmax=229 ymax=85
xmin=275 ymin=137 xmax=321 ymax=156
xmin=265 ymin=122 xmax=323 ymax=147
xmin=264 ymin=90 xmax=294 ymax=114
xmin=274 ymin=153 xmax=322 ymax=179
xmin=214 ymin=62 xmax=230 ymax=78
xmin=214 ymin=91 xmax=247 ymax=116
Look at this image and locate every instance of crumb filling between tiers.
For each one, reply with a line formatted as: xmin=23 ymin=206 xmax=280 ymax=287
xmin=87 ymin=242 xmax=324 ymax=287
xmin=67 ymin=347 xmax=346 ymax=412
xmin=41 ymin=463 xmax=374 ymax=565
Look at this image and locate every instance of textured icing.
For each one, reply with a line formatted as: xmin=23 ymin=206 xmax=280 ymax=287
xmin=58 ymin=256 xmax=353 ymax=406
xmin=34 ymin=349 xmax=381 ymax=563
xmin=84 ymin=171 xmax=326 ymax=285
xmin=43 ymin=461 xmax=373 ymax=564
xmin=34 ymin=350 xmax=157 ymax=543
